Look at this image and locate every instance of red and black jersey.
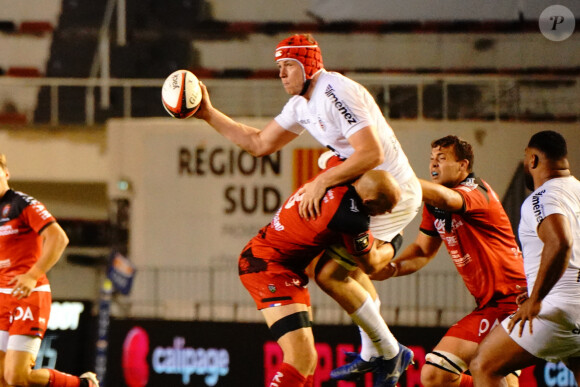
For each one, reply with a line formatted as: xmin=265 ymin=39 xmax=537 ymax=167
xmin=420 ymin=174 xmax=526 ymax=308
xmin=0 ymin=189 xmax=55 ymax=288
xmin=239 ymin=183 xmax=374 ymax=274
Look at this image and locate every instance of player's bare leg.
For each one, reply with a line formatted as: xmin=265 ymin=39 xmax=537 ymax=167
xmin=262 ymin=303 xmax=317 ymax=384
xmin=421 ymin=336 xmax=477 ymax=387
xmin=471 ymin=326 xmax=536 ymax=387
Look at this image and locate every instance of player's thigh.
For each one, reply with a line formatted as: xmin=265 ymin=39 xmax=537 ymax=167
xmin=262 ymin=304 xmax=316 ymax=361
xmin=472 ymin=324 xmax=536 ymax=375
xmin=314 ymin=255 xmax=350 ymax=284
xmin=4 ymin=340 xmax=38 ymax=383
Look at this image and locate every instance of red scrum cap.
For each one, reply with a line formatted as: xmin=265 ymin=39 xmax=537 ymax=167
xmin=275 ymin=34 xmax=324 ymax=81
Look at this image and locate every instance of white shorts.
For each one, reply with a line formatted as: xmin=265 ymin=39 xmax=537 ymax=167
xmin=0 ymin=331 xmax=42 ymax=356
xmin=501 ymin=298 xmax=580 ymax=365
xmin=369 ymin=175 xmax=422 ymax=242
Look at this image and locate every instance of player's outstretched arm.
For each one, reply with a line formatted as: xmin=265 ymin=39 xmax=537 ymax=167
xmin=194 ymin=82 xmax=298 ymax=157
xmin=420 ymin=179 xmax=464 ymax=212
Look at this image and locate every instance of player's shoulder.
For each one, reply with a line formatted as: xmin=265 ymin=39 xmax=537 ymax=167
xmin=2 ymin=189 xmax=38 ymax=208
xmin=12 ymin=190 xmax=39 ymax=206
xmin=454 ymin=176 xmax=480 ymax=193
xmin=316 ymin=71 xmax=358 ymax=96
xmin=0 ymin=190 xmax=38 ymax=220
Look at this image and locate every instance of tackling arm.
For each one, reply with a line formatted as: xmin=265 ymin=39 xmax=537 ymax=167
xmin=420 ymin=179 xmax=464 ymax=212
xmin=298 ymin=126 xmax=384 ymax=219
xmin=369 ymin=232 xmax=442 ymax=280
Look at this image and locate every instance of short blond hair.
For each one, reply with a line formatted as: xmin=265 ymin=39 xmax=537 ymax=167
xmin=0 ymin=154 xmax=6 ymax=171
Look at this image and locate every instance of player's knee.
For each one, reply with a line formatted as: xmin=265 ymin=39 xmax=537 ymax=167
xmin=287 ymin=345 xmax=317 ymax=373
xmin=421 ymin=364 xmax=459 ymax=387
xmin=4 ymin=368 xmax=32 ymax=387
xmin=422 ymin=351 xmax=467 ymax=387
xmin=469 ymin=355 xmax=485 ymax=377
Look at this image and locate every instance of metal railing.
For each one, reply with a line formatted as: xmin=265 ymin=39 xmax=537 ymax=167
xmin=108 ymin=265 xmax=476 ymax=327
xmin=0 ymin=74 xmax=579 ymax=126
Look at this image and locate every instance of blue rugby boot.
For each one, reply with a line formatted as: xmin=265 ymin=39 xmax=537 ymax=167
xmin=330 ymin=352 xmax=381 ymax=381
xmin=372 ymin=343 xmax=414 ymax=387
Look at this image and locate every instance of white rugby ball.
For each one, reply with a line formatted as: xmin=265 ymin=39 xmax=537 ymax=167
xmin=161 ymin=70 xmax=202 ymax=119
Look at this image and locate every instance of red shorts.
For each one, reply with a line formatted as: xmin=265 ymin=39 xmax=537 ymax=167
xmin=446 ymin=296 xmax=518 ymax=343
xmin=239 ymin=268 xmax=311 ymax=310
xmin=0 ymin=291 xmax=51 ymax=338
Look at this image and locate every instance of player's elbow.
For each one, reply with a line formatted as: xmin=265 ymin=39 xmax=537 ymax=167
xmin=369 ymin=151 xmax=384 ymax=168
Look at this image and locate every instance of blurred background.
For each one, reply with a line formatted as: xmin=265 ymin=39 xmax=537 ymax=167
xmin=0 ymin=0 xmax=579 ymax=386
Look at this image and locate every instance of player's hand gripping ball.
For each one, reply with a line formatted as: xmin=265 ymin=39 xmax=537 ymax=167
xmin=161 ymin=69 xmax=202 ymax=119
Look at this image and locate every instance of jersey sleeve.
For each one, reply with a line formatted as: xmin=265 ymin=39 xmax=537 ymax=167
xmin=21 ymin=199 xmax=55 ymax=234
xmin=534 ymin=190 xmax=566 ymax=225
xmin=453 ymin=182 xmax=489 ymax=215
xmin=329 ymin=80 xmax=372 ymax=139
xmin=341 ymin=231 xmax=374 ymax=256
xmin=419 ymin=205 xmax=439 ymax=237
xmin=274 ymin=97 xmax=306 ymax=135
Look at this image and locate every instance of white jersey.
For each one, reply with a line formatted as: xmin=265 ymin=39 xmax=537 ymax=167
xmin=519 ymin=175 xmax=580 ymax=303
xmin=275 ymin=70 xmax=416 ymax=185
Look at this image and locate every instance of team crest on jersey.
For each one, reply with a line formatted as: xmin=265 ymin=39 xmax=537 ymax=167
xmin=1 ymin=204 xmax=10 ymax=219
xmin=354 ymin=233 xmax=370 ymax=252
xmin=268 ymin=284 xmax=277 ymax=293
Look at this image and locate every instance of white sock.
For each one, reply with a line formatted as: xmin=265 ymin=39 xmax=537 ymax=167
xmin=350 ymin=295 xmax=399 ymax=361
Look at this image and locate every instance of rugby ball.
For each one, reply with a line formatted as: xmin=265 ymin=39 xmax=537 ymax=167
xmin=161 ymin=70 xmax=202 ymax=119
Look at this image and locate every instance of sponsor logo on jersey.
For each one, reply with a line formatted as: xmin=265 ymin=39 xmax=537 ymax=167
xmin=450 ymin=252 xmax=472 ymax=267
xmin=531 ymin=189 xmax=546 ymax=223
xmin=349 ymin=199 xmax=359 ymax=213
xmin=268 ymin=284 xmax=277 ymax=293
xmin=0 ymin=225 xmax=18 ymax=236
xmin=354 ymin=232 xmax=370 ymax=252
xmin=324 ymin=84 xmax=358 ymax=124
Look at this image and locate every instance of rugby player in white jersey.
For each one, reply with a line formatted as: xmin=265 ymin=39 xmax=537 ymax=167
xmin=193 ymin=34 xmax=421 ymax=386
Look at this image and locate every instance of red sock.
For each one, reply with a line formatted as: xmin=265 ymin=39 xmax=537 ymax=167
xmin=47 ymin=369 xmax=81 ymax=387
xmin=304 ymin=374 xmax=314 ymax=387
xmin=269 ymin=362 xmax=306 ymax=387
xmin=459 ymin=373 xmax=474 ymax=387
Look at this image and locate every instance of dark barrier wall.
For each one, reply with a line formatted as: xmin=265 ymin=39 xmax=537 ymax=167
xmin=103 ymin=319 xmax=572 ymax=387
xmin=35 ymin=300 xmax=94 ymax=375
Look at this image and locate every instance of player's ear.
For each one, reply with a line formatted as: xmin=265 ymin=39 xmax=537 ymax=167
xmin=531 ymin=154 xmax=539 ymax=169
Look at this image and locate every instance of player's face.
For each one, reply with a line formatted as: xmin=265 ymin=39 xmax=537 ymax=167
xmin=429 ymin=146 xmax=465 ymax=187
xmin=0 ymin=167 xmax=9 ymax=193
xmin=277 ymin=60 xmax=304 ymax=95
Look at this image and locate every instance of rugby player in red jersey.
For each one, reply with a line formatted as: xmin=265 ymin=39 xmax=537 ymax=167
xmin=0 ymin=154 xmax=100 ymax=387
xmin=372 ymin=136 xmax=526 ymax=387
xmin=238 ymin=162 xmax=410 ymax=387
